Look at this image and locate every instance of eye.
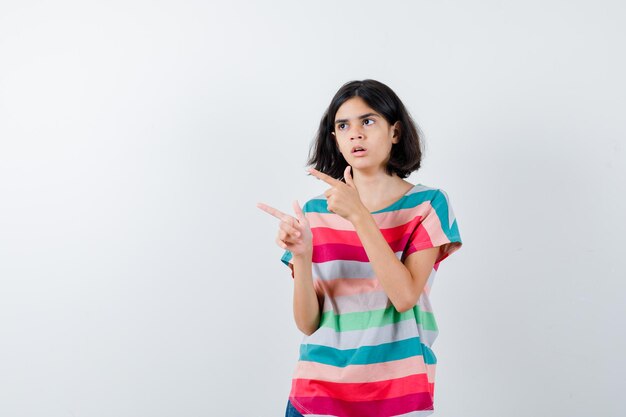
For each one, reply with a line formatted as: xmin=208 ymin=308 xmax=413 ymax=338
xmin=363 ymin=118 xmax=374 ymax=126
xmin=337 ymin=123 xmax=347 ymax=130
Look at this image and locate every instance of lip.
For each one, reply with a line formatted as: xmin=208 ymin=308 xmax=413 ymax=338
xmin=351 ymin=146 xmax=367 ymax=153
xmin=351 ymin=148 xmax=368 ymax=157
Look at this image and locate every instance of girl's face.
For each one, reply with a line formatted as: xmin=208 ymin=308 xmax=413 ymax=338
xmin=332 ymin=96 xmax=399 ymax=175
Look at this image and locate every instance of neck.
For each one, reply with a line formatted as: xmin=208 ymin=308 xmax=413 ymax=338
xmin=351 ymin=167 xmax=402 ymax=196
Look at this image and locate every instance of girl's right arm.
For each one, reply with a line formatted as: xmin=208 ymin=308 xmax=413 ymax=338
xmin=292 ymin=252 xmax=320 ymax=336
xmin=257 ymin=200 xmax=320 ymax=335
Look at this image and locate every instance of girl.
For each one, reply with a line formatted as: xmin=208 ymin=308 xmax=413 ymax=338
xmin=257 ymin=79 xmax=463 ymax=417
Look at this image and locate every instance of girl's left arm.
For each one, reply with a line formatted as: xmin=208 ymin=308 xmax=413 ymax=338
xmin=352 ymin=211 xmax=440 ymax=313
xmin=306 ymin=166 xmax=440 ymax=313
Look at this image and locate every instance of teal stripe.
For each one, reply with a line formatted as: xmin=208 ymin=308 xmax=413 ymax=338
xmin=305 ymin=189 xmax=438 ymax=215
xmin=448 ymin=218 xmax=461 ymax=242
xmin=299 ymin=336 xmax=437 ymax=367
xmin=281 ymin=249 xmax=293 ymax=266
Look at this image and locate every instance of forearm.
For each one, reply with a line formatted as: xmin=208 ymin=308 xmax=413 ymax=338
xmin=292 ymin=253 xmax=320 ymax=335
xmin=352 ymin=211 xmax=416 ymax=312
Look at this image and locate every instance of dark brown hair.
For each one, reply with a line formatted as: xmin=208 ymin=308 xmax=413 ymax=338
xmin=307 ymin=79 xmax=424 ymax=180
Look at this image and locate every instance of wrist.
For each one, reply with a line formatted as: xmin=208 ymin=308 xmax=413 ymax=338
xmin=350 ymin=206 xmax=372 ymax=227
xmin=293 ymin=249 xmax=313 ymax=261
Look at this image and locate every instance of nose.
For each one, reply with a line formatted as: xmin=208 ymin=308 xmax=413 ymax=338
xmin=349 ymin=125 xmax=364 ymax=140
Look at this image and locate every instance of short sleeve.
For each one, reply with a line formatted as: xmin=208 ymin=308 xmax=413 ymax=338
xmin=280 ymin=247 xmax=294 ymax=268
xmin=403 ymin=189 xmax=462 ymax=264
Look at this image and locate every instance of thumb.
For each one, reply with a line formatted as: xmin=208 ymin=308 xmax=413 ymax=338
xmin=292 ymin=200 xmax=306 ymax=223
xmin=344 ymin=165 xmax=355 ymax=187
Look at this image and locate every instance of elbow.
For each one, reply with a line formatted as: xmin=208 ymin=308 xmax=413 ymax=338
xmin=394 ymin=302 xmax=414 ymax=314
xmin=393 ymin=276 xmax=426 ymax=313
xmin=393 ymin=293 xmax=420 ymax=313
xmin=295 ymin=315 xmax=320 ymax=336
xmin=294 ymin=305 xmax=320 ymax=336
xmin=297 ymin=323 xmax=318 ymax=336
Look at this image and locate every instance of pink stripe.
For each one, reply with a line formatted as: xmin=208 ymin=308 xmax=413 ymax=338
xmin=426 ymin=364 xmax=436 ymax=383
xmin=312 ymin=221 xmax=420 ymax=247
xmin=314 ymin=280 xmax=434 ymax=313
xmin=321 ymin=290 xmax=389 ymax=313
xmin=312 ymin=227 xmax=360 ymax=246
xmin=293 ymin=356 xmax=429 ymax=383
xmin=312 ymin=237 xmax=412 ymax=263
xmin=406 ymin=239 xmax=462 ymax=264
xmin=315 ymin=277 xmax=382 ymax=298
xmin=312 ymin=243 xmax=368 ymax=263
xmin=291 ymin=392 xmax=434 ymax=417
xmin=293 ymin=374 xmax=431 ymax=402
xmin=306 ymin=211 xmax=353 ymax=231
xmin=306 ymin=202 xmax=432 ymax=230
xmin=308 ymin=202 xmax=457 ymax=263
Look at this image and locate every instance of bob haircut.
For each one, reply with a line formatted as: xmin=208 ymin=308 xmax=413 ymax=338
xmin=307 ymin=79 xmax=424 ymax=180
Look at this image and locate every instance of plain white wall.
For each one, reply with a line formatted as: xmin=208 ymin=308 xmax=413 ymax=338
xmin=1 ymin=1 xmax=624 ymax=416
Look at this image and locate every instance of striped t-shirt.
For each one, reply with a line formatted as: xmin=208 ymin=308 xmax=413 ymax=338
xmin=280 ymin=183 xmax=463 ymax=417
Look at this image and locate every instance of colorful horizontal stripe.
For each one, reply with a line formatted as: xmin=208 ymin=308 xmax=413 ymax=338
xmin=293 ymin=374 xmax=431 ymax=401
xmin=291 ymin=392 xmax=434 ymax=417
xmin=281 ymin=184 xmax=462 ymax=417
xmin=318 ymin=305 xmax=438 ymax=332
xmin=300 ymin=337 xmax=437 ymax=367
xmin=307 ymin=321 xmax=438 ymax=351
xmin=294 ymin=356 xmax=436 ymax=383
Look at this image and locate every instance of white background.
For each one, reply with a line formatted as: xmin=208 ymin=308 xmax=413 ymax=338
xmin=1 ymin=1 xmax=625 ymax=416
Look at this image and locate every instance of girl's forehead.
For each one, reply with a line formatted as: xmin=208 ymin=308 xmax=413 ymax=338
xmin=335 ymin=97 xmax=379 ymax=120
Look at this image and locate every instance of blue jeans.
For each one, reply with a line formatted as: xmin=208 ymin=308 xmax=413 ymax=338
xmin=285 ymin=400 xmax=304 ymax=417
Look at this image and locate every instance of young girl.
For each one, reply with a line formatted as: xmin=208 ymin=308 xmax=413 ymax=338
xmin=257 ymin=79 xmax=462 ymax=417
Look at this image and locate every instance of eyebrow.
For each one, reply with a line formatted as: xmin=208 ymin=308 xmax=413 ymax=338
xmin=334 ymin=113 xmax=379 ymax=125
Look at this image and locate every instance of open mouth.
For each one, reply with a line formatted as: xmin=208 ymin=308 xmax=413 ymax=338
xmin=351 ymin=146 xmax=367 ymax=155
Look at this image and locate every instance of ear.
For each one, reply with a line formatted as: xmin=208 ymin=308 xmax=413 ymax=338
xmin=391 ymin=121 xmax=401 ymax=144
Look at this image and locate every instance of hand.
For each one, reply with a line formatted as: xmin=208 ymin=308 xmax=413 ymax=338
xmin=308 ymin=166 xmax=367 ymax=224
xmin=256 ymin=200 xmax=313 ymax=257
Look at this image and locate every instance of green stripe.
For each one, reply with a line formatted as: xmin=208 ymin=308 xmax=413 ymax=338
xmin=319 ymin=305 xmax=438 ymax=332
xmin=416 ymin=305 xmax=438 ymax=331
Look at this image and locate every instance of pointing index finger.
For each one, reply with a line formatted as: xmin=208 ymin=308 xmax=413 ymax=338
xmin=308 ymin=167 xmax=341 ymax=186
xmin=256 ymin=202 xmax=291 ymax=222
